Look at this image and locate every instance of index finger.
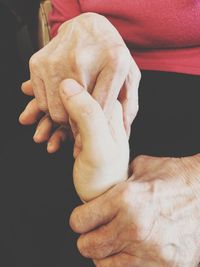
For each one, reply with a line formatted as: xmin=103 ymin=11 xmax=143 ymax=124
xmin=69 ymin=187 xmax=119 ymax=234
xmin=92 ymin=48 xmax=130 ymax=119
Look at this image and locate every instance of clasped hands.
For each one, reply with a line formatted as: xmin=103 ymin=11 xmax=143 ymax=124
xmin=19 ymin=13 xmax=200 ymax=267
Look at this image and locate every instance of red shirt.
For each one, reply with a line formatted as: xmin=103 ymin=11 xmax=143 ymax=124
xmin=49 ymin=0 xmax=200 ymax=75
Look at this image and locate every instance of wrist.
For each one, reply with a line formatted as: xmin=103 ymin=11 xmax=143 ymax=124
xmin=74 ymin=161 xmax=129 ymax=202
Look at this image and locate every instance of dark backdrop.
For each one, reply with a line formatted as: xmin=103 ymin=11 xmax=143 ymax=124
xmin=0 ymin=2 xmax=93 ymax=267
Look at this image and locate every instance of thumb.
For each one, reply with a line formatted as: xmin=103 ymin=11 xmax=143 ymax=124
xmin=59 ymin=79 xmax=112 ymax=149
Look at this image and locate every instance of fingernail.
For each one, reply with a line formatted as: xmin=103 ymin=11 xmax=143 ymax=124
xmin=35 ymin=128 xmax=39 ymax=135
xmin=19 ymin=113 xmax=23 ymax=121
xmin=61 ymin=79 xmax=83 ymax=98
xmin=47 ymin=142 xmax=54 ymax=151
xmin=21 ymin=82 xmax=26 ymax=89
xmin=47 ymin=142 xmax=54 ymax=153
xmin=48 ymin=142 xmax=52 ymax=147
xmin=33 ymin=130 xmax=40 ymax=142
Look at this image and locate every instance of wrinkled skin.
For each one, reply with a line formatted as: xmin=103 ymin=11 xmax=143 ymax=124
xmin=20 ymin=12 xmax=140 ymax=152
xmin=70 ymin=155 xmax=200 ymax=267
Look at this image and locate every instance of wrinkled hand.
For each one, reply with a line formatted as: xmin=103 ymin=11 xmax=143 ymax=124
xmin=58 ymin=79 xmax=129 ymax=201
xmin=24 ymin=12 xmax=140 ymax=134
xmin=19 ymin=81 xmax=70 ymax=153
xmin=70 ymin=155 xmax=200 ymax=267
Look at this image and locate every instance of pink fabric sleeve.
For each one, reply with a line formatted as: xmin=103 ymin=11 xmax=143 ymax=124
xmin=49 ymin=0 xmax=81 ymax=37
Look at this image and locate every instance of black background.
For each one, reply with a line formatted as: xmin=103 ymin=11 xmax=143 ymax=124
xmin=0 ymin=2 xmax=93 ymax=266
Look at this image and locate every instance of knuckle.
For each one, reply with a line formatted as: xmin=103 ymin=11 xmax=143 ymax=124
xmin=131 ymin=155 xmax=148 ymax=175
xmin=109 ymin=46 xmax=129 ymax=66
xmin=29 ymin=53 xmax=46 ymax=72
xmin=129 ymin=61 xmax=141 ymax=82
xmin=134 ymin=66 xmax=141 ymax=81
xmin=29 ymin=55 xmax=39 ymax=70
xmin=51 ymin=113 xmax=66 ymax=124
xmin=120 ymin=182 xmax=134 ymax=207
xmin=133 ymin=155 xmax=149 ymax=166
xmin=57 ymin=19 xmax=72 ymax=32
xmin=37 ymin=101 xmax=48 ymax=112
xmin=128 ymin=103 xmax=139 ymax=122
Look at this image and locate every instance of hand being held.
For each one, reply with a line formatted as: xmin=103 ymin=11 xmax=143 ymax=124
xmin=59 ymin=79 xmax=129 ymax=202
xmin=19 ymin=12 xmax=140 ymax=151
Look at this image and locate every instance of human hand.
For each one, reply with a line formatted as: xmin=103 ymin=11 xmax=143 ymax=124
xmin=26 ymin=12 xmax=140 ymax=135
xmin=19 ymin=81 xmax=70 ymax=153
xmin=57 ymin=79 xmax=129 ymax=201
xmin=70 ymin=155 xmax=200 ymax=267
